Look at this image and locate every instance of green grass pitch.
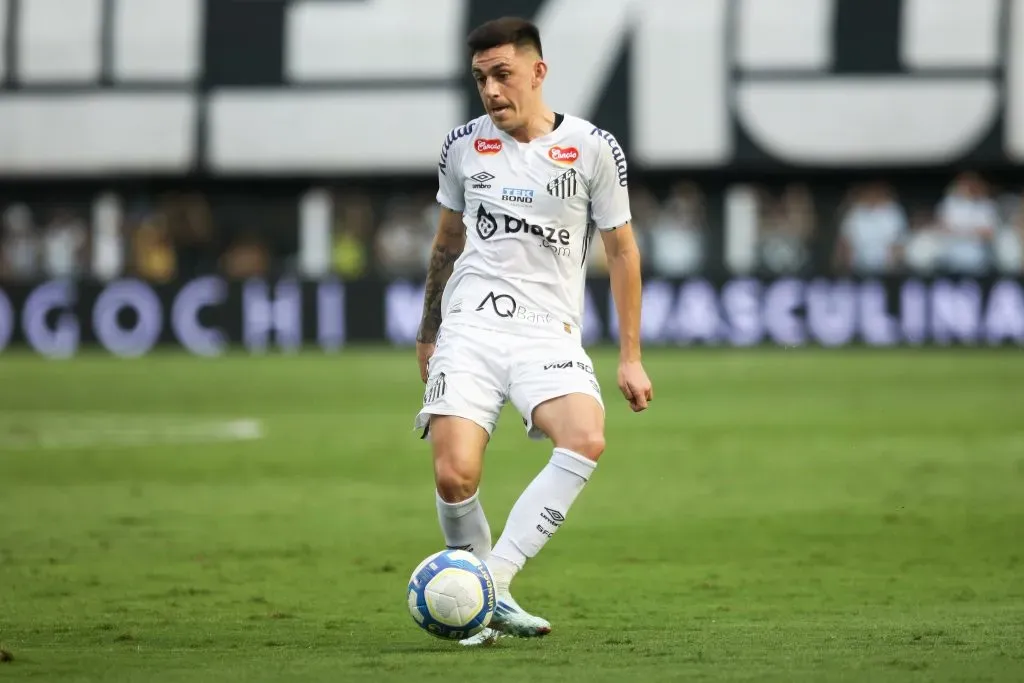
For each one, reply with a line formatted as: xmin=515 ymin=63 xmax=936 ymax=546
xmin=1 ymin=348 xmax=1022 ymax=682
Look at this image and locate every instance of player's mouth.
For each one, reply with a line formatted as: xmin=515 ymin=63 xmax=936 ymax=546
xmin=490 ymin=105 xmax=511 ymax=116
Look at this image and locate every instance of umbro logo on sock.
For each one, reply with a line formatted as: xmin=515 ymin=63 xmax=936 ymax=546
xmin=447 ymin=544 xmax=474 ymax=552
xmin=542 ymin=507 xmax=565 ymax=526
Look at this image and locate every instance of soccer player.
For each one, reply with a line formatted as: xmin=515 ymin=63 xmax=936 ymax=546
xmin=414 ymin=16 xmax=652 ymax=646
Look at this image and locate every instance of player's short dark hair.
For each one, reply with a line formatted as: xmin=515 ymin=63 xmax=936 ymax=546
xmin=466 ymin=17 xmax=543 ymax=58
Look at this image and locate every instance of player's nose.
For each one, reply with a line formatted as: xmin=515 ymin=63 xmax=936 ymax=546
xmin=482 ymin=79 xmax=501 ymax=99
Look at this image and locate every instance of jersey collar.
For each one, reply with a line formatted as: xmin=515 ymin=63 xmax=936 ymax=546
xmin=495 ymin=112 xmax=566 ymax=146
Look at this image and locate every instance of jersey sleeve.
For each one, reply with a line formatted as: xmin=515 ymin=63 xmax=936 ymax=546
xmin=588 ymin=127 xmax=632 ymax=231
xmin=436 ymin=124 xmax=471 ymax=213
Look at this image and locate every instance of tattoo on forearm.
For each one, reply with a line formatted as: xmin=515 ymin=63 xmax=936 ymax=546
xmin=417 ymin=240 xmax=462 ymax=344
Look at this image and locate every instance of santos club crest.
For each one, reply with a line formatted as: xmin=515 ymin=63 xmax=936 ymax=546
xmin=546 ymin=168 xmax=579 ymax=199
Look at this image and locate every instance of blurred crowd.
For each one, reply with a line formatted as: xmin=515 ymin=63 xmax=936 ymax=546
xmin=830 ymin=172 xmax=1023 ymax=276
xmin=2 ymin=171 xmax=1022 ymax=284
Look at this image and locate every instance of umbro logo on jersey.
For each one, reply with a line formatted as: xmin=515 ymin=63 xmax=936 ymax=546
xmin=470 ymin=171 xmax=495 ymax=189
xmin=546 ymin=169 xmax=579 ymax=200
xmin=548 ymin=146 xmax=579 ymax=165
xmin=475 ymin=139 xmax=503 ymax=154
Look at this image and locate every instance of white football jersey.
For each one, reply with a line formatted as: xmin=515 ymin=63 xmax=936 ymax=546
xmin=435 ymin=112 xmax=631 ymax=342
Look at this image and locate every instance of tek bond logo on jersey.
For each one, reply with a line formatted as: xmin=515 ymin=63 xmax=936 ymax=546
xmin=501 ymin=188 xmax=534 ymax=205
xmin=474 ymin=205 xmax=571 ymax=257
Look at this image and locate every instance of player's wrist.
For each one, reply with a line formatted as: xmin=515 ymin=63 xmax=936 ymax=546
xmin=619 ymin=348 xmax=641 ymax=363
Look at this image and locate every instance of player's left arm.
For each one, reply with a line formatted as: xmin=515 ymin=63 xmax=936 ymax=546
xmin=589 ymin=128 xmax=653 ymax=412
xmin=602 ymin=223 xmax=641 ymax=361
xmin=602 ymin=224 xmax=652 ymax=412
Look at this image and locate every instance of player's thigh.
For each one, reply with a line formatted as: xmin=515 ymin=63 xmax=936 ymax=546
xmin=508 ymin=346 xmax=606 ymax=461
xmin=415 ymin=326 xmax=507 ymax=500
xmin=530 ymin=393 xmax=606 ymax=461
xmin=416 ymin=325 xmax=506 ymax=436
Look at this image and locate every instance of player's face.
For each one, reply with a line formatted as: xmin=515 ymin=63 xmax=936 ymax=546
xmin=471 ymin=44 xmax=543 ymax=131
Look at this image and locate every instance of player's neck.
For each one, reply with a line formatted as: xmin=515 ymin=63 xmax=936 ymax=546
xmin=505 ymin=106 xmax=557 ymax=143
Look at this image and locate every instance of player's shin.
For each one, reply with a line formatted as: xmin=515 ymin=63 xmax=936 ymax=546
xmin=488 ymin=448 xmax=596 ymax=591
xmin=436 ymin=490 xmax=492 ymax=561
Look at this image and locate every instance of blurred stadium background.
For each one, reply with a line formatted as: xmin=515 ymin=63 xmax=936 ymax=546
xmin=1 ymin=1 xmax=1022 ymax=682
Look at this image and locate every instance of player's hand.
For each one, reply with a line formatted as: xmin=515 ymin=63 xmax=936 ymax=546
xmin=617 ymin=360 xmax=653 ymax=412
xmin=416 ymin=341 xmax=435 ymax=384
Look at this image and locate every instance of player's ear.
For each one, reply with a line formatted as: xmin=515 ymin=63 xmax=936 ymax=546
xmin=533 ymin=59 xmax=547 ymax=88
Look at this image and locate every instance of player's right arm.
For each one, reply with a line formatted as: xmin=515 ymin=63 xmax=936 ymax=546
xmin=416 ymin=124 xmax=472 ymax=382
xmin=416 ymin=209 xmax=465 ymax=382
xmin=416 ymin=208 xmax=465 ymax=345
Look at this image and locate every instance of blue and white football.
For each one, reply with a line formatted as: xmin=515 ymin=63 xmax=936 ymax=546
xmin=407 ymin=549 xmax=495 ymax=640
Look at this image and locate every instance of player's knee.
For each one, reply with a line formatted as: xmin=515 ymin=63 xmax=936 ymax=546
xmin=428 ymin=416 xmax=488 ymax=503
xmin=559 ymin=431 xmax=605 ymax=462
xmin=433 ymin=454 xmax=482 ymax=503
xmin=435 ymin=465 xmax=479 ymax=502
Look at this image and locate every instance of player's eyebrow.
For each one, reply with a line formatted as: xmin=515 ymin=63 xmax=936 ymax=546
xmin=471 ymin=62 xmax=512 ymax=76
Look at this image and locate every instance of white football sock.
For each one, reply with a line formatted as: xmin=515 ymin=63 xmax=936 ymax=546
xmin=488 ymin=448 xmax=597 ymax=593
xmin=436 ymin=489 xmax=492 ymax=561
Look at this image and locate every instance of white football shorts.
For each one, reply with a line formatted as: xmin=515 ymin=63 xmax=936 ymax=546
xmin=414 ymin=321 xmax=604 ymax=440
